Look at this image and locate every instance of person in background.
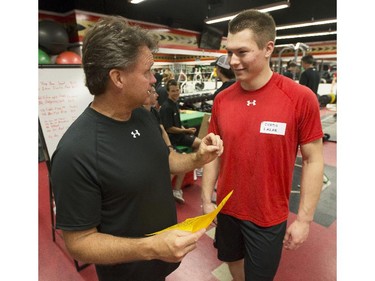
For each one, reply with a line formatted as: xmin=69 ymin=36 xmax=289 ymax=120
xmin=211 ymin=55 xmax=236 ymax=100
xmin=153 ymin=68 xmax=163 ymax=89
xmin=143 ymin=86 xmax=186 ymax=204
xmin=156 ymin=68 xmax=175 ymax=108
xmin=299 ymin=54 xmax=321 ymax=97
xmin=51 ymin=16 xmax=223 ymax=281
xmin=160 ymin=79 xmax=201 ymax=151
xmin=201 ymin=10 xmax=324 ymax=281
xmin=283 ymin=60 xmax=298 ymax=80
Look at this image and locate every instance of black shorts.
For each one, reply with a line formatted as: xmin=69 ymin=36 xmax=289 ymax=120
xmin=170 ymin=133 xmax=195 ymax=147
xmin=215 ymin=213 xmax=287 ymax=281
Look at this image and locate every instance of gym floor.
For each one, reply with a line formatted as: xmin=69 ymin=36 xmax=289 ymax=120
xmin=38 ymin=107 xmax=337 ymax=281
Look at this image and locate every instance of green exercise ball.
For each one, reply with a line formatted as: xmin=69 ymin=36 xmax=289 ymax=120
xmin=39 ymin=49 xmax=51 ymax=64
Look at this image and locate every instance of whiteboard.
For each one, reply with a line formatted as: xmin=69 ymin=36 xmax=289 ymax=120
xmin=38 ymin=67 xmax=93 ymax=158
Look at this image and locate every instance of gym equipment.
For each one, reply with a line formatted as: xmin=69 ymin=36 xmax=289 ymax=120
xmin=38 ymin=49 xmax=51 ymax=64
xmin=178 ymin=93 xmax=214 ymax=111
xmin=39 ymin=20 xmax=69 ymax=55
xmin=277 ymin=42 xmax=310 ymax=79
xmin=319 ymin=75 xmax=337 ymax=107
xmin=195 ymin=81 xmax=205 ymax=91
xmin=55 ymin=51 xmax=82 ymax=65
xmin=178 ymin=70 xmax=187 ymax=93
xmin=193 ymin=68 xmax=205 ymax=91
xmin=319 ymin=93 xmax=336 ymax=107
xmin=323 ymin=133 xmax=330 ymax=142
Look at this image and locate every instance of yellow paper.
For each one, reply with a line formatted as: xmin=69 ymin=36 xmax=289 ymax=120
xmin=148 ymin=190 xmax=233 ymax=235
xmin=180 ymin=110 xmax=194 ymax=114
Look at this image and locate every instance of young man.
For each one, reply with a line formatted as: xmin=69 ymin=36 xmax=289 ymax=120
xmin=159 ymin=79 xmax=201 ymax=151
xmin=299 ymin=54 xmax=321 ymax=96
xmin=201 ymin=10 xmax=324 ymax=281
xmin=211 ymin=55 xmax=236 ymax=99
xmin=51 ymin=16 xmax=223 ymax=281
xmin=156 ymin=68 xmax=175 ymax=108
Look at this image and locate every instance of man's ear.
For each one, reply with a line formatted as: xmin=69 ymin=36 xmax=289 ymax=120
xmin=109 ymin=69 xmax=125 ymax=89
xmin=264 ymin=41 xmax=275 ymax=58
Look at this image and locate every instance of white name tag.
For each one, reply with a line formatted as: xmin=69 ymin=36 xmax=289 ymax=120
xmin=260 ymin=121 xmax=287 ymax=135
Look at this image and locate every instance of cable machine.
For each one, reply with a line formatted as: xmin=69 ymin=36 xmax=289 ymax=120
xmin=277 ymin=42 xmax=310 ymax=80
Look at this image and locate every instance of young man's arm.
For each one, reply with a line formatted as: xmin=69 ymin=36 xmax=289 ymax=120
xmin=201 ymin=157 xmax=220 ymax=215
xmin=283 ymin=138 xmax=324 ymax=250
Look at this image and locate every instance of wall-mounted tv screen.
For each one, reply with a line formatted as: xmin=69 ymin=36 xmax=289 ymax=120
xmin=198 ymin=25 xmax=223 ymax=50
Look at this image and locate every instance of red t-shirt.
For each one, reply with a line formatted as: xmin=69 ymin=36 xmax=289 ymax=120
xmin=209 ymin=72 xmax=323 ymax=227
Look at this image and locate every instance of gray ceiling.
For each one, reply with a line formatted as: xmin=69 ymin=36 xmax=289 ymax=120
xmin=39 ymin=0 xmax=337 ymax=45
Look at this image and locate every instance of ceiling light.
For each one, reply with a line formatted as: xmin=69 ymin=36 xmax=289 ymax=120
xmin=276 ymin=30 xmax=337 ymax=40
xmin=129 ymin=0 xmax=146 ymax=4
xmin=276 ymin=18 xmax=337 ymax=30
xmin=204 ymin=0 xmax=290 ymax=24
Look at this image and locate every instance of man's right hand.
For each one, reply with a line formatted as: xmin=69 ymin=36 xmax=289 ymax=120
xmin=148 ymin=228 xmax=206 ymax=263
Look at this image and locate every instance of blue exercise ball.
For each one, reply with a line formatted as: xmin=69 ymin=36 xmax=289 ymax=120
xmin=39 ymin=20 xmax=69 ymax=55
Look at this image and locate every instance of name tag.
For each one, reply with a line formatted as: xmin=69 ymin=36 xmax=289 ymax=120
xmin=260 ymin=121 xmax=287 ymax=136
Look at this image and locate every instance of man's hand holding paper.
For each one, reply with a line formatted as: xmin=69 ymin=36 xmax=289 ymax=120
xmin=149 ymin=190 xmax=233 ymax=235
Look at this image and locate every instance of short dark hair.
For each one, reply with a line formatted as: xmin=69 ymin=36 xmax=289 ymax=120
xmin=301 ymin=55 xmax=314 ymax=65
xmin=228 ymin=9 xmax=276 ymax=49
xmin=218 ymin=67 xmax=235 ymax=79
xmin=166 ymin=79 xmax=178 ymax=91
xmin=287 ymin=60 xmax=297 ymax=68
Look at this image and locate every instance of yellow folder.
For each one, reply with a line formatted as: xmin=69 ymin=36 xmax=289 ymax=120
xmin=148 ymin=190 xmax=233 ymax=235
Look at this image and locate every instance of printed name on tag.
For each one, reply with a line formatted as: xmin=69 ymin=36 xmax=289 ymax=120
xmin=260 ymin=121 xmax=286 ymax=136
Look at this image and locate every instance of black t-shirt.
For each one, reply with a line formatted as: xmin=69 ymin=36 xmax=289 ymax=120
xmin=299 ymin=68 xmax=321 ymax=94
xmin=283 ymin=70 xmax=294 ymax=79
xmin=51 ymin=106 xmax=179 ymax=280
xmin=150 ymin=106 xmax=162 ymax=124
xmin=159 ymin=98 xmax=182 ymax=130
xmin=213 ymin=80 xmax=235 ymax=99
xmin=156 ymin=85 xmax=168 ymax=106
xmin=159 ymin=99 xmax=184 ymax=145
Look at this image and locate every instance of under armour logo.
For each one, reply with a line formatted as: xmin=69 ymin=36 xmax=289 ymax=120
xmin=247 ymin=100 xmax=256 ymax=106
xmin=131 ymin=130 xmax=140 ymax=138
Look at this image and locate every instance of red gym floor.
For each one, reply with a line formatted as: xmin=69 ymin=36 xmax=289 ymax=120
xmin=38 ymin=108 xmax=337 ymax=281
